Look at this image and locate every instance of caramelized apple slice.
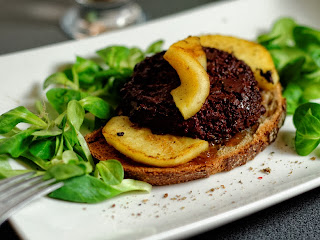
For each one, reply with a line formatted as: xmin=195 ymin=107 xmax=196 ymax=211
xmin=102 ymin=116 xmax=209 ymax=167
xmin=200 ymin=35 xmax=279 ymax=90
xmin=164 ymin=36 xmax=210 ymax=120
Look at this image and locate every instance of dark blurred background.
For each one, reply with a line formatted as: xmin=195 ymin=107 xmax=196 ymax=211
xmin=0 ymin=0 xmax=221 ymax=55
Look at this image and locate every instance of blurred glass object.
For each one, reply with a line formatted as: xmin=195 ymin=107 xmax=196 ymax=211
xmin=61 ymin=0 xmax=145 ymax=39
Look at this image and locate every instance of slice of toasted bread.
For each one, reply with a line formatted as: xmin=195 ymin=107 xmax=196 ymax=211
xmin=85 ymin=83 xmax=286 ymax=185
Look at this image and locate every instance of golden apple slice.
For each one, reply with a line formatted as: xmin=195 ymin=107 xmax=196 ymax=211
xmin=102 ymin=116 xmax=209 ymax=167
xmin=164 ymin=36 xmax=210 ymax=120
xmin=200 ymin=35 xmax=279 ymax=90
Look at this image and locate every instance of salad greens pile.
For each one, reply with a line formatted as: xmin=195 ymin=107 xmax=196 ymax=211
xmin=257 ymin=17 xmax=320 ymax=115
xmin=293 ymin=103 xmax=320 ymax=156
xmin=257 ymin=17 xmax=320 ymax=156
xmin=0 ymin=40 xmax=163 ymax=203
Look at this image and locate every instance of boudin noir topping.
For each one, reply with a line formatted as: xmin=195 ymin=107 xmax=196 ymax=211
xmin=119 ymin=48 xmax=265 ymax=143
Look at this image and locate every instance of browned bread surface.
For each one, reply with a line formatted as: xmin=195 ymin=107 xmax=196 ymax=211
xmin=85 ymin=83 xmax=286 ymax=185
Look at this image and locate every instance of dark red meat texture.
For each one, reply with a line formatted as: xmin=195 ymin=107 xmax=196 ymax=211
xmin=118 ymin=48 xmax=265 ymax=143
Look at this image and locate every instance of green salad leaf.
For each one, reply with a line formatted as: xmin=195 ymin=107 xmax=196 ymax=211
xmin=258 ymin=17 xmax=320 ymax=156
xmin=0 ymin=106 xmax=47 ymax=134
xmin=95 ymin=160 xmax=124 ymax=185
xmin=45 ymin=164 xmax=87 ymax=181
xmin=29 ymin=138 xmax=56 ymax=160
xmin=257 ymin=17 xmax=320 ymax=114
xmin=258 ymin=17 xmax=296 ymax=49
xmin=0 ymin=128 xmax=37 ymax=158
xmin=293 ymin=103 xmax=320 ymax=156
xmin=79 ymin=96 xmax=113 ymax=120
xmin=43 ymin=72 xmax=78 ymax=90
xmin=0 ymin=40 xmax=163 ymax=203
xmin=146 ymin=40 xmax=164 ymax=54
xmin=48 ymin=160 xmax=151 ymax=203
xmin=48 ymin=174 xmax=123 ymax=203
xmin=282 ymin=83 xmax=306 ymax=115
xmin=97 ymin=46 xmax=142 ymax=70
xmin=111 ymin=179 xmax=152 ymax=193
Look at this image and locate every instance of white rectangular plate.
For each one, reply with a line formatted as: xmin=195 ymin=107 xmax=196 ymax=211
xmin=1 ymin=0 xmax=320 ymax=239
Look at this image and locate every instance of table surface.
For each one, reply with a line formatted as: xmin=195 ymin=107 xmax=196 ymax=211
xmin=1 ymin=0 xmax=320 ymax=239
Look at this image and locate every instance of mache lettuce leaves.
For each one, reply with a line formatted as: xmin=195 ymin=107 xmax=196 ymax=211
xmin=0 ymin=40 xmax=163 ymax=203
xmin=258 ymin=17 xmax=320 ymax=156
xmin=257 ymin=17 xmax=320 ymax=115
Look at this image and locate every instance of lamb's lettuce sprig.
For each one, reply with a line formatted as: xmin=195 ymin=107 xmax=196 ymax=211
xmin=0 ymin=40 xmax=163 ymax=203
xmin=49 ymin=160 xmax=151 ymax=203
xmin=258 ymin=18 xmax=320 ymax=156
xmin=257 ymin=17 xmax=320 ymax=115
xmin=44 ymin=40 xmax=164 ymax=113
xmin=0 ymin=101 xmax=95 ymax=171
xmin=293 ymin=102 xmax=320 ymax=156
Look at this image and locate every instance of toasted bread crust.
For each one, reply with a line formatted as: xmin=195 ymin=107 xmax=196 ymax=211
xmin=85 ymin=83 xmax=286 ymax=185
